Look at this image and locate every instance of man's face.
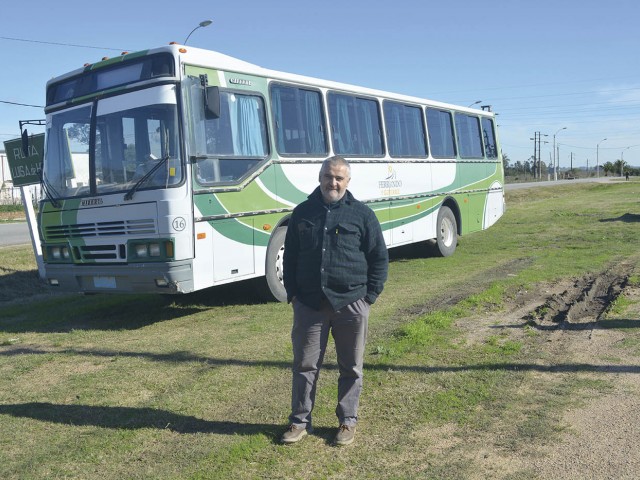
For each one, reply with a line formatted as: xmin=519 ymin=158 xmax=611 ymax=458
xmin=319 ymin=163 xmax=350 ymax=204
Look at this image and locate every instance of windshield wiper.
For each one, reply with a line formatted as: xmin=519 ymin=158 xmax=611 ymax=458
xmin=41 ymin=172 xmax=62 ymax=208
xmin=124 ymin=155 xmax=170 ymax=201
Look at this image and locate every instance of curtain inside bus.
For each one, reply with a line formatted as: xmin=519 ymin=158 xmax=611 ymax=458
xmin=186 ymin=78 xmax=268 ymax=185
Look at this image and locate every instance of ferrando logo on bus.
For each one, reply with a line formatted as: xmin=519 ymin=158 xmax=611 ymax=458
xmin=379 ymin=165 xmax=402 ymax=195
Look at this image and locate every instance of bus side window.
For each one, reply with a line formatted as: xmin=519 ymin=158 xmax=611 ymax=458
xmin=481 ymin=117 xmax=498 ymax=158
xmin=383 ymin=100 xmax=427 ymax=157
xmin=328 ymin=92 xmax=384 ymax=156
xmin=270 ymin=83 xmax=327 ymax=156
xmin=426 ymin=108 xmax=456 ymax=158
xmin=454 ymin=114 xmax=484 ymax=159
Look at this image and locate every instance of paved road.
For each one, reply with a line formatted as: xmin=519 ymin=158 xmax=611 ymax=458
xmin=0 ymin=222 xmax=32 ymax=246
xmin=505 ymin=175 xmax=617 ymax=191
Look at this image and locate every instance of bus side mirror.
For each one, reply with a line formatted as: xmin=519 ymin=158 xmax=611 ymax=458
xmin=205 ymin=86 xmax=220 ymax=119
xmin=21 ymin=128 xmax=30 ymax=156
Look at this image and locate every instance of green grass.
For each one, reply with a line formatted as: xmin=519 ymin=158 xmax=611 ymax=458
xmin=1 ymin=182 xmax=640 ymax=479
xmin=0 ymin=204 xmax=24 ymax=213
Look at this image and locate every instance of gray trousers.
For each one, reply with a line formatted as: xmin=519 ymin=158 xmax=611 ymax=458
xmin=289 ymin=297 xmax=370 ymax=429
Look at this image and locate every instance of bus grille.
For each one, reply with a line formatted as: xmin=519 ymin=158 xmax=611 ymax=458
xmin=77 ymin=244 xmax=121 ymax=260
xmin=44 ymin=219 xmax=157 ymax=240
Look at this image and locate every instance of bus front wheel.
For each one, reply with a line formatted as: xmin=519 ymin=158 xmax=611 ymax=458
xmin=262 ymin=226 xmax=288 ymax=302
xmin=435 ymin=206 xmax=457 ymax=257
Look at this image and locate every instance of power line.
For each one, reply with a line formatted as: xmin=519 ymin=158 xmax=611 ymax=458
xmin=460 ymin=86 xmax=640 ymax=104
xmin=0 ymin=100 xmax=44 ymax=108
xmin=0 ymin=35 xmax=125 ymax=52
xmin=497 ymin=98 xmax=640 ymax=114
xmin=432 ymin=75 xmax=640 ymax=95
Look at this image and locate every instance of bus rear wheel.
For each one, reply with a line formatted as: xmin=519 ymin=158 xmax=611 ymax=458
xmin=435 ymin=206 xmax=457 ymax=257
xmin=261 ymin=226 xmax=288 ymax=302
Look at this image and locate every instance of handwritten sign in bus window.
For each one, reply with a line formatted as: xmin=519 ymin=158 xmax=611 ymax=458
xmin=3 ymin=134 xmax=45 ymax=187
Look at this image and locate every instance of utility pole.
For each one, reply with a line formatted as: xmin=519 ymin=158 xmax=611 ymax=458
xmin=553 ymin=127 xmax=567 ymax=181
xmin=570 ymin=152 xmax=573 ymax=173
xmin=621 ymin=147 xmax=630 ymax=177
xmin=532 ymin=134 xmax=537 ymax=179
xmin=539 ymin=135 xmax=544 ymax=178
xmin=597 ymin=138 xmax=607 ymax=178
xmin=529 ymin=132 xmax=547 ymax=179
xmin=530 ymin=132 xmax=548 ymax=179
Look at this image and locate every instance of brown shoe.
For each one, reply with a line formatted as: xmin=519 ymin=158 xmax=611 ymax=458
xmin=281 ymin=424 xmax=309 ymax=444
xmin=334 ymin=424 xmax=356 ymax=446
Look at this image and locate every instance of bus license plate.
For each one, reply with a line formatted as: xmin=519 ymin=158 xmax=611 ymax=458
xmin=93 ymin=276 xmax=116 ymax=289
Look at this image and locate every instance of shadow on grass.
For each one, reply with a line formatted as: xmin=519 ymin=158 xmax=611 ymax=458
xmin=388 ymin=240 xmax=438 ymax=262
xmin=0 ymin=402 xmax=281 ymax=437
xmin=170 ymin=278 xmax=272 ymax=308
xmin=0 ymin=268 xmax=50 ymax=303
xmin=0 ymin=277 xmax=277 ymax=333
xmin=0 ymin=402 xmax=348 ymax=444
xmin=599 ymin=212 xmax=640 ymax=223
xmin=0 ymin=295 xmax=202 ymax=333
xmin=1 ymin=345 xmax=639 ymax=375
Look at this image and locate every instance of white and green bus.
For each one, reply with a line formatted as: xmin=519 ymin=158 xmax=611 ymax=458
xmin=37 ymin=44 xmax=504 ymax=301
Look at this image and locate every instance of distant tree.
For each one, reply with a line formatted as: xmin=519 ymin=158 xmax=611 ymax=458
xmin=502 ymin=153 xmax=510 ymax=173
xmin=66 ymin=123 xmax=90 ymax=146
xmin=602 ymin=161 xmax=614 ymax=176
xmin=613 ymin=159 xmax=627 ymax=177
xmin=513 ymin=160 xmax=523 ymax=173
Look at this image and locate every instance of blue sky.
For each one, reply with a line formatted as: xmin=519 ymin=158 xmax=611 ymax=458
xmin=1 ymin=0 xmax=639 ymax=168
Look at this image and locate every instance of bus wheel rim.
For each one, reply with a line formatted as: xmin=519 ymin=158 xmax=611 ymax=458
xmin=441 ymin=217 xmax=454 ymax=247
xmin=275 ymin=245 xmax=285 ymax=285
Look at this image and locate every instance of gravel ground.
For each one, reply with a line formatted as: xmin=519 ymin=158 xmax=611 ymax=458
xmin=455 ymin=259 xmax=640 ymax=479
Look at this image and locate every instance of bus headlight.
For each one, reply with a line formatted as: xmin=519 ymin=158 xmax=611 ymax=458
xmin=148 ymin=243 xmax=161 ymax=257
xmin=128 ymin=239 xmax=175 ymax=262
xmin=46 ymin=244 xmax=73 ymax=263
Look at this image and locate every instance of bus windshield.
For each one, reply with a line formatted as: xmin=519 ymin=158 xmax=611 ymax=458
xmin=44 ymin=84 xmax=183 ymax=199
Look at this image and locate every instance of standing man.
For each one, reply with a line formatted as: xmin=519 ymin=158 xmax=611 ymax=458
xmin=281 ymin=155 xmax=388 ymax=446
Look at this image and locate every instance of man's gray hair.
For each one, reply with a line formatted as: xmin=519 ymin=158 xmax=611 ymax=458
xmin=321 ymin=155 xmax=351 ymax=177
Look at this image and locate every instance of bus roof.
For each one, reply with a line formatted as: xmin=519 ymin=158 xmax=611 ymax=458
xmin=47 ymin=44 xmax=494 ymax=117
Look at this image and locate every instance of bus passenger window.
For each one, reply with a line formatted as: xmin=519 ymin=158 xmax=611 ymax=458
xmin=426 ymin=109 xmax=456 ymax=158
xmin=454 ymin=114 xmax=484 ymax=159
xmin=328 ymin=92 xmax=384 ymax=156
xmin=383 ymin=101 xmax=427 ymax=157
xmin=481 ymin=117 xmax=498 ymax=158
xmin=204 ymin=93 xmax=268 ymax=157
xmin=193 ymin=90 xmax=269 ymax=185
xmin=271 ymin=84 xmax=327 ymax=156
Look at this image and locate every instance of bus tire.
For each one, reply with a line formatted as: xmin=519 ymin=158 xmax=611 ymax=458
xmin=262 ymin=226 xmax=288 ymax=302
xmin=435 ymin=206 xmax=457 ymax=257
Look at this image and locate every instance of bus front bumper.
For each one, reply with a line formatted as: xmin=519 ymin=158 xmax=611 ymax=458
xmin=43 ymin=260 xmax=194 ymax=294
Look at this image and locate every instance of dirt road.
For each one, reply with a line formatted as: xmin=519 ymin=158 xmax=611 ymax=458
xmin=459 ymin=259 xmax=640 ymax=479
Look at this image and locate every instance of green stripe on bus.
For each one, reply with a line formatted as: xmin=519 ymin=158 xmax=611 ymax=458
xmin=270 ymin=163 xmax=309 ymax=205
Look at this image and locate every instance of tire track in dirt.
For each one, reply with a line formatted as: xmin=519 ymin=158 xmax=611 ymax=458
xmin=476 ymin=258 xmax=640 ymax=479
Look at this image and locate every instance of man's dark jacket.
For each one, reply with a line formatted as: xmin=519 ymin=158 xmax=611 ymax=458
xmin=283 ymin=187 xmax=388 ymax=311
